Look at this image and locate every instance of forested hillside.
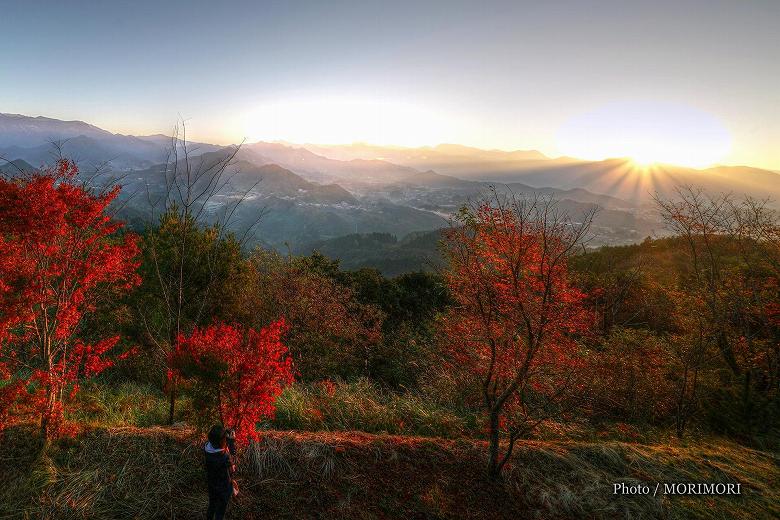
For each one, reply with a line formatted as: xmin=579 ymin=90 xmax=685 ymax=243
xmin=1 ymin=156 xmax=778 ymax=519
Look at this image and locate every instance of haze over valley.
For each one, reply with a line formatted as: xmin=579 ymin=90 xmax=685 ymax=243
xmin=4 ymin=112 xmax=778 ymax=274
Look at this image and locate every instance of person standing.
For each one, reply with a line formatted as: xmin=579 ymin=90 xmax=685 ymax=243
xmin=204 ymin=425 xmax=237 ymax=520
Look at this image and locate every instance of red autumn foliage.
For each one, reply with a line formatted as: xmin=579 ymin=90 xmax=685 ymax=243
xmin=441 ymin=193 xmax=594 ymax=478
xmin=0 ymin=160 xmax=140 ymax=438
xmin=170 ymin=320 xmax=294 ymax=445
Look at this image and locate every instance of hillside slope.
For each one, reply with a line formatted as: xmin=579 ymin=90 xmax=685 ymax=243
xmin=298 ymin=230 xmax=445 ymax=276
xmin=1 ymin=427 xmax=776 ymax=519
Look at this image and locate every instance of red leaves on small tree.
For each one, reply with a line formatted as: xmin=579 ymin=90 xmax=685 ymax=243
xmin=440 ymin=191 xmax=594 ymax=478
xmin=170 ymin=320 xmax=295 ymax=445
xmin=0 ymin=160 xmax=141 ymax=438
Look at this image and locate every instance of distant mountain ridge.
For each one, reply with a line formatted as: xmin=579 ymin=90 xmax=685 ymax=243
xmin=3 ymin=112 xmax=779 ymax=273
xmin=4 ymin=112 xmax=777 ymax=206
xmin=0 ymin=158 xmax=35 ymax=176
xmin=304 ymin=142 xmax=551 ymax=167
xmin=239 ymin=142 xmax=425 ymax=185
xmin=305 ymin=143 xmax=780 ymax=205
xmin=0 ymin=113 xmax=221 ymax=170
xmin=0 ymin=113 xmax=113 ymax=147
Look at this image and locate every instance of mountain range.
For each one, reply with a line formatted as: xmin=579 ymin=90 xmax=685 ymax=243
xmin=2 ymin=112 xmax=779 ymax=274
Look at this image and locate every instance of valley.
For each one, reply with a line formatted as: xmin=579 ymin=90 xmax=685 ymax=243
xmin=3 ymin=112 xmax=778 ymax=274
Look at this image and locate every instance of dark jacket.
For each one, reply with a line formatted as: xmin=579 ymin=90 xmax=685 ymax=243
xmin=204 ymin=437 xmax=236 ymax=498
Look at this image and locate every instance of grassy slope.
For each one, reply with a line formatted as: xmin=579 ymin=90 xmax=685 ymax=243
xmin=1 ymin=427 xmax=777 ymax=520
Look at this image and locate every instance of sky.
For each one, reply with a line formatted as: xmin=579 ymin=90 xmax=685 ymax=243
xmin=1 ymin=0 xmax=778 ymax=169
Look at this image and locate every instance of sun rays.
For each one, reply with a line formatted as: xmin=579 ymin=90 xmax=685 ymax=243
xmin=556 ymin=101 xmax=732 ymax=169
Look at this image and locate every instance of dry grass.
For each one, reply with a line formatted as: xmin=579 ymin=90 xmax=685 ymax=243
xmin=272 ymin=378 xmax=476 ymax=438
xmin=68 ymin=381 xmax=686 ymax=446
xmin=0 ymin=426 xmax=777 ymax=519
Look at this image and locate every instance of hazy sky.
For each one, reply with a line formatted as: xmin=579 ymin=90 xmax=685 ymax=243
xmin=1 ymin=0 xmax=778 ymax=169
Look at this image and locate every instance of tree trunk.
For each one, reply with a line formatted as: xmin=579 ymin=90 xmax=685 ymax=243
xmin=487 ymin=410 xmax=500 ymax=479
xmin=40 ymin=412 xmax=50 ymax=441
xmin=168 ymin=378 xmax=177 ymax=425
xmin=718 ymin=330 xmax=740 ymax=376
xmin=40 ymin=382 xmax=55 ymax=441
xmin=742 ymin=370 xmax=752 ymax=436
xmin=675 ymin=367 xmax=688 ymax=439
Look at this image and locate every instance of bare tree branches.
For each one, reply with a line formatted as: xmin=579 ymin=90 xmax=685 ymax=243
xmin=134 ymin=120 xmax=264 ymax=423
xmin=654 ymin=184 xmax=780 ymax=437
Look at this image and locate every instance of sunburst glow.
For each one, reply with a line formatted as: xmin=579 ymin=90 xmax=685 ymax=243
xmin=556 ymin=101 xmax=731 ymax=168
xmin=241 ymin=97 xmax=461 ymax=146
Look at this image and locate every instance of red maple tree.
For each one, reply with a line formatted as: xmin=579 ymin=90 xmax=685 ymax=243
xmin=0 ymin=159 xmax=140 ymax=438
xmin=170 ymin=320 xmax=295 ymax=445
xmin=441 ymin=191 xmax=594 ymax=478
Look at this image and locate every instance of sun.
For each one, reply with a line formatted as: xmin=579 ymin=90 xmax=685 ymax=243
xmin=628 ymin=154 xmax=658 ymax=169
xmin=556 ymin=101 xmax=731 ymax=168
